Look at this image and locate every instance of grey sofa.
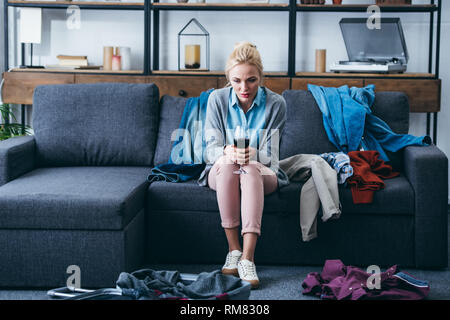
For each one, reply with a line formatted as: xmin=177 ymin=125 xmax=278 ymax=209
xmin=0 ymin=83 xmax=447 ymax=288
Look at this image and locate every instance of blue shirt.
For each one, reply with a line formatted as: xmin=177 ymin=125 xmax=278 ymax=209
xmin=226 ymin=86 xmax=266 ymax=148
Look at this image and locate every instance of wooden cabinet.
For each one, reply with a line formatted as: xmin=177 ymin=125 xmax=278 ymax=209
xmin=292 ymin=78 xmax=364 ymax=90
xmin=75 ymin=74 xmax=148 ymax=84
xmin=1 ymin=71 xmax=441 ymax=115
xmin=291 ymin=74 xmax=441 ymax=113
xmin=147 ymin=76 xmax=218 ymax=98
xmin=1 ymin=71 xmax=75 ymax=105
xmin=367 ymin=79 xmax=441 ymax=113
xmin=217 ymin=77 xmax=290 ymax=95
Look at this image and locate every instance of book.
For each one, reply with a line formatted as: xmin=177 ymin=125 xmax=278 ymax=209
xmin=45 ymin=65 xmax=101 ymax=70
xmin=56 ymin=55 xmax=88 ymax=60
xmin=58 ymin=59 xmax=88 ymax=66
xmin=57 ymin=54 xmax=88 ymax=66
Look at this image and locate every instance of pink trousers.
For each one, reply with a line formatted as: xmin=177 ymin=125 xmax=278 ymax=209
xmin=208 ymin=155 xmax=278 ymax=236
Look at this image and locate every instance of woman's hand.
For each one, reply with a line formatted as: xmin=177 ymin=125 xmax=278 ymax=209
xmin=224 ymin=145 xmax=256 ymax=165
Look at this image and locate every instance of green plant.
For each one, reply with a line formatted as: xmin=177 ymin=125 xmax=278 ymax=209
xmin=0 ymin=103 xmax=32 ymax=141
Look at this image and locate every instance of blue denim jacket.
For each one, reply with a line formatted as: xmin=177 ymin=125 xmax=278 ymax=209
xmin=308 ymin=84 xmax=430 ymax=162
xmin=147 ymin=89 xmax=214 ymax=183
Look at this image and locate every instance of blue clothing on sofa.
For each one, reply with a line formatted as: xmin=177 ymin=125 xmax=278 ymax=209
xmin=320 ymin=152 xmax=353 ymax=185
xmin=308 ymin=84 xmax=430 ymax=162
xmin=148 ymin=89 xmax=214 ymax=183
xmin=147 ymin=163 xmax=207 ymax=183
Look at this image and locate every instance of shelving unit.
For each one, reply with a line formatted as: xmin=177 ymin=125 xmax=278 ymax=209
xmin=6 ymin=1 xmax=145 ymax=9
xmin=4 ymin=0 xmax=150 ymax=74
xmin=1 ymin=0 xmax=443 ymax=141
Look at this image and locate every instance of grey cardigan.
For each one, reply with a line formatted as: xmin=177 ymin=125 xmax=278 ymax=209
xmin=197 ymin=86 xmax=289 ymax=188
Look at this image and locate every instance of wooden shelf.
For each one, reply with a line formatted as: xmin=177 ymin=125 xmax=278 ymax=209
xmin=2 ymin=70 xmax=441 ymax=113
xmin=8 ymin=0 xmax=144 ymax=5
xmin=11 ymin=68 xmax=287 ymax=77
xmin=296 ymin=4 xmax=437 ymax=12
xmin=151 ymin=70 xmax=288 ymax=77
xmin=152 ymin=3 xmax=289 ymax=11
xmin=295 ymin=72 xmax=436 ymax=79
xmin=11 ymin=67 xmax=144 ymax=74
xmin=7 ymin=1 xmax=145 ymax=9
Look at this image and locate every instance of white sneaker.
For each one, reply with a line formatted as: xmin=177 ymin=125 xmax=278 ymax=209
xmin=237 ymin=259 xmax=260 ymax=289
xmin=221 ymin=250 xmax=242 ymax=276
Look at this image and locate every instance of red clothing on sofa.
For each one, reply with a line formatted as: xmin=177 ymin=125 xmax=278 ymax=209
xmin=347 ymin=151 xmax=399 ymax=204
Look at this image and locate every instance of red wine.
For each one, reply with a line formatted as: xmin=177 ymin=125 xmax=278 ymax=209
xmin=234 ymin=138 xmax=250 ymax=149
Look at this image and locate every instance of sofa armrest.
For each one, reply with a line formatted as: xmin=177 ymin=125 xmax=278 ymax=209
xmin=0 ymin=135 xmax=36 ymax=187
xmin=403 ymin=145 xmax=448 ymax=268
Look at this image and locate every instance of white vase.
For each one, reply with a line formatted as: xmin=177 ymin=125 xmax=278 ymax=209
xmin=118 ymin=47 xmax=131 ymax=71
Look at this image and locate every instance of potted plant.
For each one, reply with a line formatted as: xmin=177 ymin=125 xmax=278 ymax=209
xmin=0 ymin=103 xmax=32 ymax=141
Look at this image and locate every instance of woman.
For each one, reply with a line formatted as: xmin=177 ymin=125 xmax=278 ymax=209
xmin=198 ymin=42 xmax=288 ymax=289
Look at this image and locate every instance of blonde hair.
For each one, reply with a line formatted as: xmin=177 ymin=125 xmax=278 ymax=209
xmin=225 ymin=41 xmax=264 ymax=86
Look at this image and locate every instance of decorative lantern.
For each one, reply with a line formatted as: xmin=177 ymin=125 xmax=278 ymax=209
xmin=178 ymin=18 xmax=210 ymax=72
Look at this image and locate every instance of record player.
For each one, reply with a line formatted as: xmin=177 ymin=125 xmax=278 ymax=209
xmin=330 ymin=18 xmax=409 ymax=74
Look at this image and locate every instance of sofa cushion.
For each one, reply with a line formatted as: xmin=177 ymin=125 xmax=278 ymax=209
xmin=147 ymin=180 xmax=293 ymax=214
xmin=279 ymin=175 xmax=413 ymax=216
xmin=280 ymin=90 xmax=338 ymax=159
xmin=32 ymin=83 xmax=160 ymax=167
xmin=147 ymin=175 xmax=413 ymax=216
xmin=153 ymin=95 xmax=187 ymax=166
xmin=371 ymin=92 xmax=409 ymax=134
xmin=0 ymin=166 xmax=151 ymax=230
xmin=277 ymin=176 xmax=413 ymax=216
xmin=338 ymin=175 xmax=414 ymax=215
xmin=280 ymin=90 xmax=410 ymax=160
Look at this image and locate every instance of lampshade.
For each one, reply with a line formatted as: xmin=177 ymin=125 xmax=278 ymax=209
xmin=19 ymin=8 xmax=42 ymax=44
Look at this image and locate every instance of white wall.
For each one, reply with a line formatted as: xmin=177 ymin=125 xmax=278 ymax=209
xmin=2 ymin=0 xmax=449 ymax=201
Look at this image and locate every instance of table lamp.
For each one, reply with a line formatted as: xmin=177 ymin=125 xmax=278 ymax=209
xmin=19 ymin=8 xmax=44 ymax=69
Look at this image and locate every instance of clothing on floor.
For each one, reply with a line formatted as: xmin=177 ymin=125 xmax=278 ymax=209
xmin=147 ymin=89 xmax=213 ymax=183
xmin=207 ymin=156 xmax=278 ymax=236
xmin=116 ymin=269 xmax=250 ymax=300
xmin=346 ymin=150 xmax=399 ymax=204
xmin=280 ymin=154 xmax=341 ymax=242
xmin=308 ymin=84 xmax=431 ymax=162
xmin=319 ymin=152 xmax=353 ymax=184
xmin=302 ymin=259 xmax=430 ymax=300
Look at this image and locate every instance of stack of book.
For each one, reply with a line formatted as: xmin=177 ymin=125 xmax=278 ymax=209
xmin=57 ymin=55 xmax=88 ymax=67
xmin=299 ymin=0 xmax=325 ymax=4
xmin=46 ymin=55 xmax=101 ymax=70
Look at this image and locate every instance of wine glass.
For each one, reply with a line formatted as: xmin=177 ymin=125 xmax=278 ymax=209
xmin=233 ymin=126 xmax=250 ymax=175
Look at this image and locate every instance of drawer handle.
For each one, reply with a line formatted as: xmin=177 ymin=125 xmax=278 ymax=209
xmin=178 ymin=90 xmax=187 ymax=97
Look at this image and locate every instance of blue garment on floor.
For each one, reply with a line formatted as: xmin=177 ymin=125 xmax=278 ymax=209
xmin=308 ymin=84 xmax=430 ymax=162
xmin=116 ymin=269 xmax=251 ymax=300
xmin=148 ymin=89 xmax=214 ymax=183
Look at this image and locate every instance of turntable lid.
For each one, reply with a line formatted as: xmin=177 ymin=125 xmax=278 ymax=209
xmin=339 ymin=18 xmax=409 ymax=64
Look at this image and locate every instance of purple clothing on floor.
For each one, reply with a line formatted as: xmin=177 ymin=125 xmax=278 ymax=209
xmin=302 ymin=259 xmax=430 ymax=300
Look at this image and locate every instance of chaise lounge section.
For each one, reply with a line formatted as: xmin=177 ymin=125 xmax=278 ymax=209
xmin=0 ymin=83 xmax=159 ymax=287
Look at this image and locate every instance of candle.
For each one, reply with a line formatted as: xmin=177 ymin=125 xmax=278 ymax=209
xmin=185 ymin=44 xmax=201 ymax=69
xmin=103 ymin=46 xmax=113 ymax=70
xmin=315 ymin=49 xmax=326 ymax=73
xmin=112 ymin=55 xmax=121 ymax=71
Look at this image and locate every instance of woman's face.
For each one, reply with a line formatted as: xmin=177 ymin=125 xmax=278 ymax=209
xmin=228 ymin=63 xmax=261 ymax=108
